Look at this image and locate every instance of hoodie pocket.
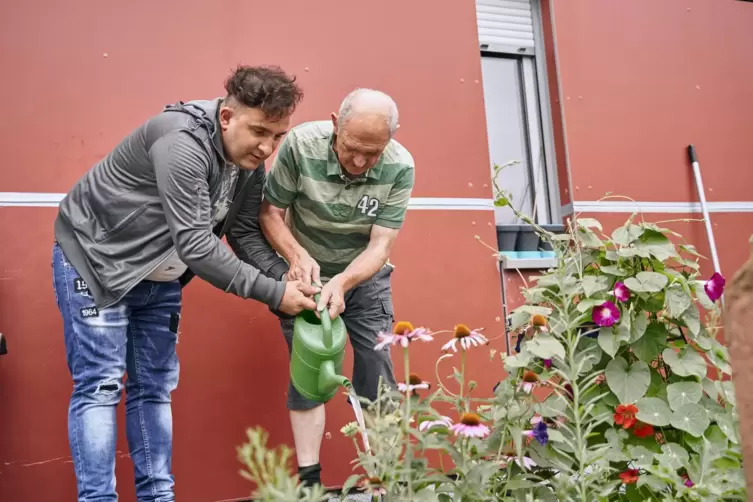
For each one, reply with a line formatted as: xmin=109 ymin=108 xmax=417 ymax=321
xmin=94 ymin=203 xmax=149 ymax=244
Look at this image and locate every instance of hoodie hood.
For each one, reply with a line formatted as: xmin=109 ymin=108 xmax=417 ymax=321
xmin=163 ymin=98 xmax=229 ymax=164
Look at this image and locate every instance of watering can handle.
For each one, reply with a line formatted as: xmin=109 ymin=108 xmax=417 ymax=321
xmin=312 ymin=288 xmax=334 ymax=348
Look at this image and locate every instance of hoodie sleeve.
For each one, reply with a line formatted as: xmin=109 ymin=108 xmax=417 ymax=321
xmin=150 ymin=130 xmax=286 ymax=308
xmin=226 ymin=166 xmax=290 ymax=280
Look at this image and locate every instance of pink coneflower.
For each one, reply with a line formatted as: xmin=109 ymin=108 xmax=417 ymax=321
xmin=397 ymin=373 xmax=431 ymax=394
xmin=531 ymin=314 xmax=549 ymax=332
xmin=418 ymin=415 xmax=452 ymax=431
xmin=450 ymin=413 xmax=490 ymax=438
xmin=374 ymin=321 xmax=433 ymax=350
xmin=704 ymin=272 xmax=726 ymax=302
xmin=441 ymin=324 xmax=488 ymax=352
xmin=613 ymin=282 xmax=631 ymax=302
xmin=592 ymin=301 xmax=620 ymax=327
xmin=518 ymin=370 xmax=540 ymax=394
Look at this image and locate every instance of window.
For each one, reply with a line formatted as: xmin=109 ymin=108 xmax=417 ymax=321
xmin=475 ymin=0 xmax=560 ymax=227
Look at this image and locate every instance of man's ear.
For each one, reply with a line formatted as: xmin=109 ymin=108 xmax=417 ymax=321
xmin=219 ymin=105 xmax=235 ymax=131
xmin=330 ymin=112 xmax=338 ymax=133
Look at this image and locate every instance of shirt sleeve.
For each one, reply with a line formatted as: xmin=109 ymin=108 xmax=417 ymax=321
xmin=263 ymin=133 xmax=299 ymax=209
xmin=374 ymin=166 xmax=415 ymax=229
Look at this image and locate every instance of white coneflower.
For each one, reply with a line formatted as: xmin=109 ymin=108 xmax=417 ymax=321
xmin=441 ymin=324 xmax=488 ymax=352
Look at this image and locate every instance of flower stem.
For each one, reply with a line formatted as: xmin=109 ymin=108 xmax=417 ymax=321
xmin=402 ymin=347 xmax=413 ymax=498
xmin=460 ymin=350 xmax=467 ymax=412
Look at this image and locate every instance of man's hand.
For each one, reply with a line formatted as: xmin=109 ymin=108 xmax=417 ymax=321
xmin=316 ymin=275 xmax=347 ymax=320
xmin=278 ymin=280 xmax=320 ymax=316
xmin=287 ymin=250 xmax=321 ymax=286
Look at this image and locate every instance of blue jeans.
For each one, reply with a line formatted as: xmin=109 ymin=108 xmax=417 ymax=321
xmin=52 ymin=243 xmax=181 ymax=502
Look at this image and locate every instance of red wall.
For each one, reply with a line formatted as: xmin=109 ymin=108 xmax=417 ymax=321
xmin=546 ymin=0 xmax=753 ymax=275
xmin=0 ymin=1 xmax=506 ymax=500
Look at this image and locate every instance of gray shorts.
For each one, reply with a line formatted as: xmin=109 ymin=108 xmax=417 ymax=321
xmin=278 ymin=266 xmax=397 ymax=411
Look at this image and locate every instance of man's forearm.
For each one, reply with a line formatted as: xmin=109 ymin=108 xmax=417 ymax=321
xmin=259 ymin=208 xmax=305 ymax=263
xmin=338 ymin=242 xmax=390 ymax=292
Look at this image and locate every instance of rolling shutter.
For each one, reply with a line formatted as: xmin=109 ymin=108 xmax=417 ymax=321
xmin=475 ymin=0 xmax=535 ymax=54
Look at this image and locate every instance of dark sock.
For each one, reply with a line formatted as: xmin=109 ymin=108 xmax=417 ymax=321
xmin=298 ymin=463 xmax=321 ymax=487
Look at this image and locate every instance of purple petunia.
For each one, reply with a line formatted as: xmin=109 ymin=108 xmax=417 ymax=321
xmin=592 ymin=301 xmax=620 ymax=327
xmin=613 ymin=282 xmax=631 ymax=302
xmin=704 ymin=272 xmax=726 ymax=302
xmin=524 ymin=420 xmax=549 ymax=446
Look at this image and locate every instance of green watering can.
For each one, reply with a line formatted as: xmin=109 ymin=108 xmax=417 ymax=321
xmin=290 ymin=291 xmax=351 ymax=403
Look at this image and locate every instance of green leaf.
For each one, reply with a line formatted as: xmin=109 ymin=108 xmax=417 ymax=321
xmin=635 ymin=397 xmax=672 ymax=426
xmin=582 ymin=275 xmax=610 ymax=297
xmin=600 ymin=264 xmax=629 ymax=276
xmin=605 ymin=428 xmax=630 ymax=462
xmin=577 ymin=218 xmax=603 ymax=231
xmin=662 ymin=347 xmax=707 ymax=379
xmin=577 ymin=298 xmax=606 ymax=313
xmin=525 ymin=334 xmax=566 ymax=361
xmin=624 ymin=272 xmax=669 ymax=293
xmin=630 ymin=322 xmax=667 ymax=363
xmin=537 ymin=393 xmax=568 ymax=418
xmin=577 ymin=227 xmax=604 ymax=249
xmin=654 ymin=442 xmax=689 ymax=470
xmin=605 ymin=357 xmax=650 ymax=404
xmin=666 ymin=381 xmax=702 ymax=410
xmin=681 ymin=305 xmax=701 ymax=338
xmin=598 ymin=325 xmax=630 ymax=359
xmin=702 ymin=378 xmax=719 ymax=400
xmin=671 ymin=403 xmax=710 ymax=437
xmin=612 ymin=224 xmax=644 ymax=246
xmin=493 ymin=196 xmax=509 ymax=207
xmin=509 ymin=305 xmax=552 ymax=330
xmin=716 ymin=412 xmax=740 ymax=444
xmin=707 ymin=338 xmax=732 ymax=375
xmin=665 ymin=283 xmax=692 ymax=318
xmin=341 ymin=474 xmax=362 ymax=494
xmin=630 ymin=312 xmax=649 ymax=342
xmin=574 ymin=336 xmax=603 ymax=374
xmin=634 ymin=229 xmax=678 ymax=261
xmin=628 ymin=445 xmax=656 ymax=467
xmin=646 ymin=369 xmax=667 ymax=399
xmin=692 ymin=280 xmax=716 ymax=310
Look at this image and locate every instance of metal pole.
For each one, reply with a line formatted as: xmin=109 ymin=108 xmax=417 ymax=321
xmin=687 ymin=145 xmax=724 ymax=306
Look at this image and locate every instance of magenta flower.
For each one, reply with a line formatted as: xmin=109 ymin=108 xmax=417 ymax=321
xmin=704 ymin=272 xmax=726 ymax=302
xmin=613 ymin=282 xmax=631 ymax=302
xmin=543 ymin=359 xmax=552 ymax=369
xmin=592 ymin=301 xmax=620 ymax=327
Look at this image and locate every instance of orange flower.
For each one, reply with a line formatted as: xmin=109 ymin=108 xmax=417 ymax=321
xmin=613 ymin=404 xmax=638 ymax=429
xmin=632 ymin=421 xmax=654 ymax=438
xmin=619 ymin=469 xmax=640 ymax=484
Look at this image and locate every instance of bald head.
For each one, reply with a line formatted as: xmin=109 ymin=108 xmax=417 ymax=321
xmin=330 ymin=89 xmax=399 ymax=176
xmin=337 ymin=88 xmax=399 ymax=137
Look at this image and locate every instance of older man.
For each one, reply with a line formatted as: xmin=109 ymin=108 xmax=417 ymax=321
xmin=260 ymin=88 xmax=415 ymax=487
xmin=52 ymin=65 xmax=317 ymax=501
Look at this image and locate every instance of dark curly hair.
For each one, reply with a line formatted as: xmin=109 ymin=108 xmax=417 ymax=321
xmin=224 ymin=65 xmax=304 ymax=120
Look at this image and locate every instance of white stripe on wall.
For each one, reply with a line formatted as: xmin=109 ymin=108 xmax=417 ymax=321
xmin=3 ymin=193 xmax=753 ymax=214
xmin=564 ymin=200 xmax=753 ymax=215
xmin=0 ymin=192 xmax=495 ymax=211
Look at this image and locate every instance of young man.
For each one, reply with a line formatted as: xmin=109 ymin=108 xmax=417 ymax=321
xmin=259 ymin=88 xmax=415 ymax=487
xmin=52 ymin=65 xmax=318 ymax=501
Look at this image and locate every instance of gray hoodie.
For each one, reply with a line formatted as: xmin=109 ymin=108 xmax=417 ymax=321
xmin=54 ymin=98 xmax=289 ymax=310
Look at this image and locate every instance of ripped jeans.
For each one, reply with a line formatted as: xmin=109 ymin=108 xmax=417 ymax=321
xmin=52 ymin=243 xmax=180 ymax=502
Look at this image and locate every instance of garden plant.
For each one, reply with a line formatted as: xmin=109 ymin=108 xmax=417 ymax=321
xmin=237 ymin=163 xmax=745 ymax=501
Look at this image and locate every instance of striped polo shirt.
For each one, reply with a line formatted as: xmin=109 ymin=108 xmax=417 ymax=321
xmin=263 ymin=120 xmax=415 ymax=279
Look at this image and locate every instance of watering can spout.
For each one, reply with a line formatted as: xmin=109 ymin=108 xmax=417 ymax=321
xmin=318 ymin=359 xmax=351 ymax=395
